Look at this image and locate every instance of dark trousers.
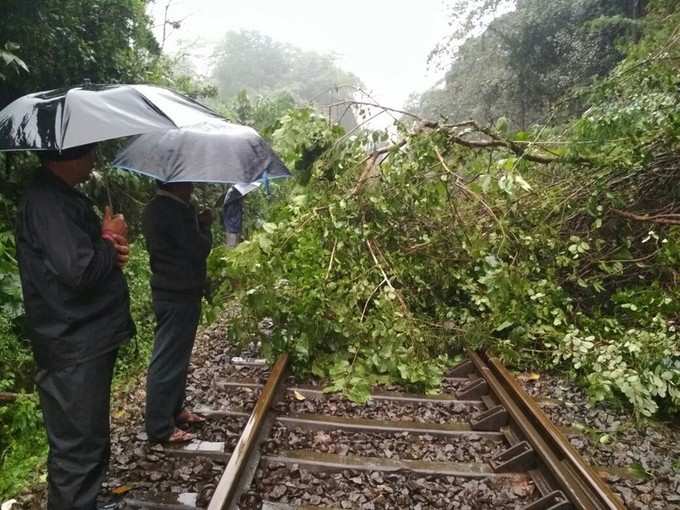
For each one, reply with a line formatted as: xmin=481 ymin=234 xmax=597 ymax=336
xmin=145 ymin=299 xmax=201 ymax=441
xmin=36 ymin=349 xmax=118 ymax=510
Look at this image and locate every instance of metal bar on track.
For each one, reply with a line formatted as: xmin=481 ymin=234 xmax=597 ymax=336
xmin=214 ymin=381 xmax=482 ymax=405
xmin=262 ymin=449 xmax=532 ymax=479
xmin=276 ymin=413 xmax=505 ymax=438
xmin=207 ymin=353 xmax=289 ymax=510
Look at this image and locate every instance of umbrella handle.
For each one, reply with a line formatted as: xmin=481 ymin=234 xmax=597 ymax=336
xmin=104 ymin=171 xmax=113 ymax=210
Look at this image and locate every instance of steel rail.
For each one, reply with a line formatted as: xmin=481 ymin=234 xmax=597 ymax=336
xmin=207 ymin=353 xmax=289 ymax=510
xmin=469 ymin=351 xmax=624 ymax=510
xmin=485 ymin=353 xmax=624 ymax=509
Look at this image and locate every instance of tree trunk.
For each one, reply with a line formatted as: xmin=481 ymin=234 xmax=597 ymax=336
xmin=632 ymin=0 xmax=644 ymax=19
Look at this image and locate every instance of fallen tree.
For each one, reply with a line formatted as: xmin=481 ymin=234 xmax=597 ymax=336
xmin=209 ymin=4 xmax=680 ymax=416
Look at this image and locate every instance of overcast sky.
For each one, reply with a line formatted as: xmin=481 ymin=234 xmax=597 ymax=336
xmin=149 ymin=0 xmax=452 ymax=110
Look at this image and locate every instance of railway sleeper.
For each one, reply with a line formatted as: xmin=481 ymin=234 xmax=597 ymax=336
xmin=123 ymin=495 xmax=199 ymax=509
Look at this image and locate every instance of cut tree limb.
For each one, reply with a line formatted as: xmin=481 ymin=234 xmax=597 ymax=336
xmin=366 ymin=240 xmax=409 ymax=315
xmin=611 ymin=208 xmax=680 ymax=225
xmin=433 ymin=146 xmax=507 ymax=245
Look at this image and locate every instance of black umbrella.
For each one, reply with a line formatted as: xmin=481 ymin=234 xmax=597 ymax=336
xmin=112 ymin=120 xmax=291 ymax=184
xmin=0 ymin=84 xmax=224 ymax=152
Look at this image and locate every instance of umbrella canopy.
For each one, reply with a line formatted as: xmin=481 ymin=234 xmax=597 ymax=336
xmin=0 ymin=84 xmax=223 ymax=151
xmin=112 ymin=120 xmax=291 ymax=184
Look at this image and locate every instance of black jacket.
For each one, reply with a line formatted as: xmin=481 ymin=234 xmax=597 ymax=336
xmin=15 ymin=168 xmax=134 ymax=370
xmin=142 ymin=192 xmax=212 ymax=302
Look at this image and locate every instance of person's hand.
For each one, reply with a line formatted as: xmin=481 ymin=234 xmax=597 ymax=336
xmin=110 ymin=233 xmax=130 ymax=269
xmin=198 ymin=209 xmax=213 ymax=226
xmin=102 ymin=206 xmax=128 ymax=239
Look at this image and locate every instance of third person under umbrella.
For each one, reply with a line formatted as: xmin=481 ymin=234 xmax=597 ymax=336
xmin=142 ymin=181 xmax=213 ymax=443
xmin=222 ymin=185 xmax=244 ymax=247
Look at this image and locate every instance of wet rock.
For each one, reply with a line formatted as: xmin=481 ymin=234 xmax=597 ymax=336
xmin=519 ymin=372 xmax=680 ymax=510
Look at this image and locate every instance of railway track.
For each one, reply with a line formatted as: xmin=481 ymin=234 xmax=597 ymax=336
xmin=117 ymin=352 xmax=625 ymax=510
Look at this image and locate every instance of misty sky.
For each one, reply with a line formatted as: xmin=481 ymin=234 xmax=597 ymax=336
xmin=149 ymin=0 xmax=452 ymax=110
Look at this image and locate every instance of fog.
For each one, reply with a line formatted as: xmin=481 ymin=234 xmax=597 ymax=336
xmin=149 ymin=0 xmax=452 ymax=110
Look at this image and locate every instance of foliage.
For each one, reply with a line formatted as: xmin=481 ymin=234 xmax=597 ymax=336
xmin=0 ymin=0 xmax=163 ymax=107
xmin=0 ymin=227 xmax=44 ymax=499
xmin=0 ymin=233 xmax=40 ymax=498
xmin=206 ymin=90 xmax=298 ymax=141
xmin=0 ymin=395 xmax=46 ymax=500
xmin=114 ymin=241 xmax=155 ymax=376
xmin=415 ymin=0 xmax=644 ymax=128
xmin=0 ymin=42 xmax=28 ymax=82
xmin=209 ymin=2 xmax=680 ymax=415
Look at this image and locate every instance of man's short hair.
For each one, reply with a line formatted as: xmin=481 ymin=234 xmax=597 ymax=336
xmin=38 ymin=143 xmax=97 ymax=162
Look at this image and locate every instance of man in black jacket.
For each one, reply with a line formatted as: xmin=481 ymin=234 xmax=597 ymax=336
xmin=142 ymin=181 xmax=212 ymax=443
xmin=15 ymin=144 xmax=134 ymax=510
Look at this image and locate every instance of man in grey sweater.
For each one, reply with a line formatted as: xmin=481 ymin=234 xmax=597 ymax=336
xmin=142 ymin=181 xmax=212 ymax=443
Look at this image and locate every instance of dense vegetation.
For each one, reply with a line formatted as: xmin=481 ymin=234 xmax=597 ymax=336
xmin=1 ymin=0 xmax=679 ymax=501
xmin=213 ymin=0 xmax=680 ymax=418
xmin=411 ymin=0 xmax=646 ymax=128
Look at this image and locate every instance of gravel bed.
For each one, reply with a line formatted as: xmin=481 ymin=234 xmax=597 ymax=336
xmin=239 ymin=463 xmax=538 ymax=509
xmin=518 ymin=372 xmax=680 ymax=509
xmin=262 ymin=425 xmax=507 ymax=463
xmin=98 ymin=398 xmax=230 ymax=508
xmin=10 ymin=311 xmax=261 ymax=509
xmin=198 ymin=385 xmax=262 ymax=413
xmin=221 ymin=365 xmax=271 ymax=383
xmin=190 ymin=415 xmax=248 ymax=445
xmin=276 ymin=394 xmax=482 ymax=424
xmin=108 ymin=446 xmax=224 ymax=508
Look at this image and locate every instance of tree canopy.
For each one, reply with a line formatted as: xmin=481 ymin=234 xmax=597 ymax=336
xmin=413 ymin=0 xmax=645 ymax=128
xmin=0 ymin=0 xmax=162 ymax=107
xmin=211 ymin=30 xmax=362 ymax=129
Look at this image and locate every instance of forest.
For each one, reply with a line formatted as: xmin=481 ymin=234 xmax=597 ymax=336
xmin=0 ymin=0 xmax=678 ymax=502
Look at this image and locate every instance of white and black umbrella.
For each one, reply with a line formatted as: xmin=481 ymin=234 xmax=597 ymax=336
xmin=112 ymin=120 xmax=290 ymax=184
xmin=0 ymin=84 xmax=224 ymax=152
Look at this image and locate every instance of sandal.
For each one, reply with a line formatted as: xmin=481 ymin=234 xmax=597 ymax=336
xmin=166 ymin=428 xmax=195 ymax=443
xmin=176 ymin=409 xmax=206 ymax=425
